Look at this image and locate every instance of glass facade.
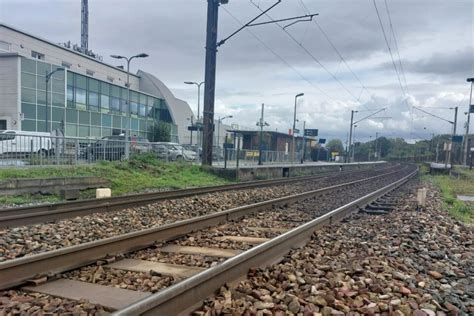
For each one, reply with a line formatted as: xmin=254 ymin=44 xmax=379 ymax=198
xmin=20 ymin=57 xmax=176 ymax=140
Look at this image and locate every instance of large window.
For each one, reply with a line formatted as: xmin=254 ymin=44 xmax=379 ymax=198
xmin=88 ymin=91 xmax=99 ymax=112
xmin=75 ymin=88 xmax=86 ymax=110
xmin=20 ymin=57 xmax=169 ymax=138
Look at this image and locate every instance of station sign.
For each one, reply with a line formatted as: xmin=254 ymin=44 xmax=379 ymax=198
xmin=452 ymin=135 xmax=463 ymax=143
xmin=304 ymin=129 xmax=318 ymax=137
xmin=318 ymin=138 xmax=326 ymax=144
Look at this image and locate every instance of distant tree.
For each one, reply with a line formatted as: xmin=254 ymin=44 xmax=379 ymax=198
xmin=326 ymin=139 xmax=344 ymax=155
xmin=148 ymin=121 xmax=171 ymax=142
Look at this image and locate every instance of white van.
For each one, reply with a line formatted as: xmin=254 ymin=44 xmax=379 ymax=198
xmin=0 ymin=130 xmax=52 ymax=156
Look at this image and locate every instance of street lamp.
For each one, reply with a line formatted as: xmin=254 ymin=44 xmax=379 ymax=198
xmin=292 ymin=93 xmax=304 ymax=163
xmin=184 ymin=81 xmax=205 ymax=121
xmin=110 ymin=53 xmax=149 ymax=159
xmin=217 ymin=115 xmax=232 ymax=150
xmin=45 ymin=67 xmax=65 ymax=133
xmin=463 ymin=78 xmax=473 ymax=165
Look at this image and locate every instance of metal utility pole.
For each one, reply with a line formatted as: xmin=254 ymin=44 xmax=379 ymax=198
xmin=374 ymin=132 xmax=379 ymax=161
xmin=347 ymin=110 xmax=357 ymax=163
xmin=200 ymin=0 xmax=316 ymax=165
xmin=301 ymin=120 xmax=306 ymax=164
xmin=463 ymin=78 xmax=473 ymax=165
xmin=216 ymin=115 xmax=232 ymax=149
xmin=292 ymin=93 xmax=304 ymax=163
xmin=81 ymin=0 xmax=88 ymax=51
xmin=45 ymin=68 xmax=64 ymax=133
xmin=110 ymin=53 xmax=149 ymax=159
xmin=448 ymin=106 xmax=458 ymax=165
xmin=201 ymin=0 xmax=220 ymax=165
xmin=352 ymin=124 xmax=358 ymax=162
xmin=189 ymin=116 xmax=194 ymax=145
xmin=257 ymin=103 xmax=269 ymax=165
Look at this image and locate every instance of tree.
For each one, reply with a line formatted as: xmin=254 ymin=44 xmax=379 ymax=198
xmin=148 ymin=121 xmax=171 ymax=142
xmin=326 ymin=139 xmax=344 ymax=155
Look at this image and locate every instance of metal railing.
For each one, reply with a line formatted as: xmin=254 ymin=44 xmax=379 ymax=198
xmin=0 ymin=131 xmax=197 ymax=167
xmin=216 ymin=148 xmax=303 ymax=167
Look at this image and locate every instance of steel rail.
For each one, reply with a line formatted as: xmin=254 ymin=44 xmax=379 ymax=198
xmin=0 ymin=166 xmax=407 ymax=290
xmin=114 ymin=166 xmax=418 ymax=316
xmin=0 ymin=166 xmax=389 ymax=228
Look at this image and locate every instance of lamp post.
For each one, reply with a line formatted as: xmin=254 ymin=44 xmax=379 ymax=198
xmin=184 ymin=81 xmax=205 ymax=120
xmin=292 ymin=93 xmax=304 ymax=163
xmin=217 ymin=115 xmax=232 ymax=150
xmin=110 ymin=53 xmax=149 ymax=159
xmin=185 ymin=81 xmax=204 ymax=147
xmin=45 ymin=67 xmax=65 ymax=133
xmin=463 ymin=78 xmax=473 ymax=165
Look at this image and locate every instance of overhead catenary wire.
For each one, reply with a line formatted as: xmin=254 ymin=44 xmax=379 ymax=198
xmin=248 ymin=0 xmax=366 ymax=106
xmin=298 ymin=0 xmax=374 ymax=103
xmin=383 ymin=0 xmax=409 ymax=95
xmin=221 ymin=5 xmax=335 ymax=103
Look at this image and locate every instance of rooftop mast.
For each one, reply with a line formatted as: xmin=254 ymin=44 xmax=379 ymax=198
xmin=81 ymin=0 xmax=88 ymax=51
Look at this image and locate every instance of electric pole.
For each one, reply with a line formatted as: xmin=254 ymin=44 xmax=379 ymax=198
xmin=347 ymin=110 xmax=356 ymax=163
xmin=257 ymin=103 xmax=269 ymax=165
xmin=200 ymin=1 xmax=317 ymax=165
xmin=201 ymin=0 xmax=220 ymax=165
xmin=463 ymin=78 xmax=473 ymax=165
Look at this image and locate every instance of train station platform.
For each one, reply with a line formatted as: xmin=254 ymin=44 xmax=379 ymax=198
xmin=212 ymin=161 xmax=387 ymax=181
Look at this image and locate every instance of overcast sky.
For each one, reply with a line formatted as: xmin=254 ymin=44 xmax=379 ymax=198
xmin=1 ymin=0 xmax=473 ymax=143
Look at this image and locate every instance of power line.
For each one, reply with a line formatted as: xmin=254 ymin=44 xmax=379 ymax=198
xmin=372 ymin=0 xmax=408 ymax=100
xmin=221 ymin=5 xmax=335 ymax=102
xmin=298 ymin=0 xmax=373 ymax=102
xmin=248 ymin=0 xmax=365 ymax=105
xmin=372 ymin=0 xmax=414 ymax=138
xmin=383 ymin=0 xmax=409 ymax=95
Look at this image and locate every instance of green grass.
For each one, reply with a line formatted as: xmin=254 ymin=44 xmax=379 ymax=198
xmin=421 ymin=166 xmax=474 ymax=223
xmin=0 ymin=154 xmax=231 ymax=205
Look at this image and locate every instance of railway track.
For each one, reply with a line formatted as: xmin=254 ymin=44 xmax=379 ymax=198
xmin=0 ymin=164 xmax=417 ymax=315
xmin=0 ymin=166 xmax=389 ymax=228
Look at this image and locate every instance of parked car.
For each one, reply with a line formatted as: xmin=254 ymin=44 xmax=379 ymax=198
xmin=86 ymin=135 xmax=150 ymax=161
xmin=152 ymin=142 xmax=197 ymax=161
xmin=0 ymin=130 xmax=52 ymax=156
xmin=181 ymin=144 xmax=202 ymax=158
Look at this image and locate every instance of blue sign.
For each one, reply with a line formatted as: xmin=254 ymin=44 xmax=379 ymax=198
xmin=452 ymin=135 xmax=463 ymax=143
xmin=304 ymin=129 xmax=318 ymax=137
xmin=318 ymin=138 xmax=326 ymax=144
xmin=470 ymin=104 xmax=474 ymax=113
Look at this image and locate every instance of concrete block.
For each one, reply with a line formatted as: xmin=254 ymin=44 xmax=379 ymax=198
xmin=417 ymin=188 xmax=427 ymax=208
xmin=60 ymin=189 xmax=80 ymax=201
xmin=96 ymin=188 xmax=111 ymax=199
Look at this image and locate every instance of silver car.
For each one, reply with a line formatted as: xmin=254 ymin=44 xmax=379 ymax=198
xmin=152 ymin=142 xmax=197 ymax=161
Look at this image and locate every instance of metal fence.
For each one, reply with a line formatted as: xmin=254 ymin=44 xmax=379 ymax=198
xmin=216 ymin=148 xmax=303 ymax=167
xmin=0 ymin=131 xmax=304 ymax=167
xmin=0 ymin=131 xmax=199 ymax=167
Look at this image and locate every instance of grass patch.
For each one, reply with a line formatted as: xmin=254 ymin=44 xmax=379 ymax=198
xmin=421 ymin=166 xmax=474 ymax=223
xmin=0 ymin=154 xmax=231 ymax=205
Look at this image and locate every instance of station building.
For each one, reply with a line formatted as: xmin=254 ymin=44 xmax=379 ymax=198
xmin=0 ymin=23 xmax=194 ymax=143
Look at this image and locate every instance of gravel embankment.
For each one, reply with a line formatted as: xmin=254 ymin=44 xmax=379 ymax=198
xmin=0 ymin=166 xmax=412 ymax=315
xmin=0 ymin=167 xmax=398 ymax=261
xmin=198 ymin=181 xmax=474 ymax=315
